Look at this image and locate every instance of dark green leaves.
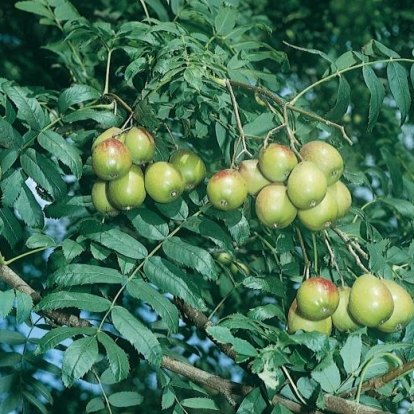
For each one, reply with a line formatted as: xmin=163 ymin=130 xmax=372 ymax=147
xmin=387 ymin=61 xmax=411 ymax=124
xmin=362 ymin=65 xmax=385 ymax=131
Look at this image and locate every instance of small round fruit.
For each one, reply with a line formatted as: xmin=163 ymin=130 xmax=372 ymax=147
xmin=91 ymin=180 xmax=119 ymax=216
xmin=287 ymin=161 xmax=327 ymax=210
xmin=331 ymin=287 xmax=362 ymax=332
xmin=255 ymin=183 xmax=297 ymax=229
xmin=258 ymin=143 xmax=298 ymax=182
xmin=230 ymin=261 xmax=250 ymax=277
xmin=328 ymin=181 xmax=352 ymax=219
xmin=91 ymin=127 xmax=124 ymax=151
xmin=377 ymin=280 xmax=414 ymax=333
xmin=144 ymin=161 xmax=185 ymax=203
xmin=214 ymin=252 xmax=233 ymax=266
xmin=170 ymin=149 xmax=206 ymax=190
xmin=348 ymin=274 xmax=394 ymax=327
xmin=238 ymin=159 xmax=271 ymax=196
xmin=299 ymin=141 xmax=344 ymax=185
xmin=287 ymin=300 xmax=332 ymax=335
xmin=92 ymin=138 xmax=132 ymax=181
xmin=207 ymin=169 xmax=248 ymax=211
xmin=296 ymin=277 xmax=340 ymax=321
xmin=297 ymin=189 xmax=338 ymax=231
xmin=124 ymin=126 xmax=156 ymax=165
xmin=107 ymin=165 xmax=146 ymax=210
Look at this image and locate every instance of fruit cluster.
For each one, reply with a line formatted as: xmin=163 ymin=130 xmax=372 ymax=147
xmin=90 ymin=127 xmax=206 ymax=215
xmin=207 ymin=140 xmax=352 ymax=232
xmin=287 ymin=274 xmax=414 ymax=335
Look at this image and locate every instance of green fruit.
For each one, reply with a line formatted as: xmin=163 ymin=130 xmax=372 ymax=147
xmin=144 ymin=161 xmax=185 ymax=203
xmin=91 ymin=180 xmax=119 ymax=216
xmin=348 ymin=274 xmax=394 ymax=327
xmin=331 ymin=287 xmax=362 ymax=332
xmin=328 ymin=180 xmax=352 ymax=219
xmin=255 ymin=183 xmax=297 ymax=229
xmin=258 ymin=143 xmax=298 ymax=182
xmin=287 ymin=161 xmax=327 ymax=210
xmin=230 ymin=261 xmax=250 ymax=277
xmin=107 ymin=165 xmax=146 ymax=210
xmin=207 ymin=169 xmax=248 ymax=211
xmin=214 ymin=252 xmax=233 ymax=266
xmin=377 ymin=280 xmax=414 ymax=333
xmin=91 ymin=127 xmax=125 ymax=151
xmin=92 ymin=138 xmax=132 ymax=181
xmin=297 ymin=189 xmax=338 ymax=231
xmin=299 ymin=141 xmax=344 ymax=185
xmin=296 ymin=277 xmax=340 ymax=321
xmin=124 ymin=126 xmax=156 ymax=165
xmin=170 ymin=149 xmax=206 ymax=190
xmin=238 ymin=159 xmax=271 ymax=196
xmin=287 ymin=299 xmax=332 ymax=335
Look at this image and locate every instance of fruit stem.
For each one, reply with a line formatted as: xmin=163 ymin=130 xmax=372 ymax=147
xmin=4 ymin=247 xmax=51 ymax=266
xmin=103 ymin=48 xmax=113 ymax=96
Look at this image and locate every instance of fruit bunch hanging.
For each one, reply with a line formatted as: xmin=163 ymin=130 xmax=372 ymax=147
xmin=90 ymin=126 xmax=206 ymax=215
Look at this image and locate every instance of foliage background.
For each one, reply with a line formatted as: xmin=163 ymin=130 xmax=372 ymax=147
xmin=1 ymin=0 xmax=414 ymax=413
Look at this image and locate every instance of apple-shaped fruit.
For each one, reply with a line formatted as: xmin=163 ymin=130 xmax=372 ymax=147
xmin=124 ymin=126 xmax=156 ymax=165
xmin=327 ymin=180 xmax=352 ymax=219
xmin=107 ymin=165 xmax=146 ymax=210
xmin=91 ymin=180 xmax=119 ymax=216
xmin=230 ymin=261 xmax=250 ymax=277
xmin=296 ymin=277 xmax=340 ymax=321
xmin=287 ymin=299 xmax=332 ymax=335
xmin=377 ymin=280 xmax=414 ymax=333
xmin=92 ymin=138 xmax=132 ymax=181
xmin=214 ymin=251 xmax=233 ymax=266
xmin=331 ymin=286 xmax=362 ymax=332
xmin=287 ymin=161 xmax=327 ymax=210
xmin=170 ymin=149 xmax=206 ymax=190
xmin=258 ymin=143 xmax=298 ymax=182
xmin=144 ymin=161 xmax=185 ymax=203
xmin=299 ymin=141 xmax=344 ymax=185
xmin=238 ymin=159 xmax=271 ymax=195
xmin=255 ymin=183 xmax=297 ymax=229
xmin=348 ymin=274 xmax=394 ymax=327
xmin=91 ymin=127 xmax=125 ymax=151
xmin=297 ymin=189 xmax=338 ymax=231
xmin=207 ymin=169 xmax=248 ymax=211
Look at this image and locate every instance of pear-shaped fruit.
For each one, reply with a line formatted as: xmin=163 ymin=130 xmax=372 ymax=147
xmin=331 ymin=287 xmax=362 ymax=332
xmin=91 ymin=127 xmax=125 ymax=151
xmin=124 ymin=126 xmax=156 ymax=165
xmin=297 ymin=189 xmax=338 ymax=231
xmin=170 ymin=149 xmax=206 ymax=190
xmin=287 ymin=299 xmax=332 ymax=335
xmin=348 ymin=274 xmax=394 ymax=327
xmin=299 ymin=141 xmax=344 ymax=185
xmin=92 ymin=138 xmax=132 ymax=181
xmin=107 ymin=165 xmax=146 ymax=210
xmin=91 ymin=180 xmax=119 ymax=216
xmin=258 ymin=143 xmax=298 ymax=182
xmin=207 ymin=169 xmax=248 ymax=211
xmin=377 ymin=280 xmax=414 ymax=333
xmin=145 ymin=161 xmax=185 ymax=203
xmin=238 ymin=159 xmax=271 ymax=195
xmin=296 ymin=277 xmax=339 ymax=321
xmin=287 ymin=161 xmax=327 ymax=210
xmin=328 ymin=180 xmax=352 ymax=219
xmin=255 ymin=183 xmax=297 ymax=229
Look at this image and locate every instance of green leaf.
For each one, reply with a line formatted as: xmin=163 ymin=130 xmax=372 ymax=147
xmin=36 ymin=291 xmax=111 ymax=313
xmin=156 ymin=198 xmax=189 ymax=220
xmin=86 ymin=397 xmax=105 ymax=413
xmin=243 ymin=113 xmax=275 ymax=136
xmin=311 ymin=357 xmax=341 ymax=393
xmin=236 ymin=387 xmax=267 ymax=414
xmin=162 ymin=237 xmax=219 ymax=280
xmin=58 ymin=84 xmax=101 ymax=113
xmin=30 ymin=378 xmax=54 ymax=404
xmin=215 ymin=6 xmax=237 ymax=36
xmin=62 ymin=336 xmax=99 ymax=387
xmin=15 ymin=1 xmax=53 ymax=18
xmin=340 ymin=333 xmax=362 ymax=374
xmin=125 ymin=208 xmax=169 ymax=241
xmin=381 ymin=197 xmax=414 ymax=218
xmin=247 ymin=303 xmax=285 ymax=322
xmin=111 ymin=306 xmax=162 ymax=366
xmin=0 ymin=207 xmax=23 ymax=247
xmin=184 ymin=66 xmax=203 ymax=91
xmin=36 ymin=327 xmax=98 ymax=354
xmin=362 ymin=65 xmax=385 ymax=131
xmin=108 ymin=391 xmax=144 ymax=408
xmin=62 ymin=238 xmax=84 ymax=261
xmin=0 ymin=352 xmax=21 ymax=368
xmin=47 ymin=264 xmax=125 ymax=287
xmin=126 ymin=279 xmax=179 ymax=333
xmin=325 ymin=76 xmax=351 ymax=121
xmin=161 ymin=386 xmax=176 ymax=410
xmin=81 ymin=219 xmax=148 ymax=260
xmin=144 ymin=256 xmax=206 ymax=310
xmin=26 ymin=233 xmax=57 ymax=249
xmin=0 ymin=290 xmax=15 ymax=318
xmin=181 ymin=397 xmax=219 ymax=410
xmin=387 ymin=61 xmax=411 ymax=124
xmin=63 ymin=108 xmax=121 ymax=127
xmin=22 ymin=390 xmax=48 ymax=414
xmin=96 ymin=332 xmax=130 ymax=383
xmin=1 ymin=169 xmax=25 ymax=207
xmin=15 ymin=291 xmax=33 ymax=323
xmin=243 ymin=276 xmax=285 ymax=297
xmin=20 ymin=149 xmax=66 ymax=202
xmin=38 ymin=131 xmax=83 ymax=179
xmin=0 ymin=118 xmax=23 ymax=149
xmin=380 ymin=147 xmax=403 ymax=196
xmin=14 ymin=183 xmax=45 ymax=229
xmin=0 ymin=330 xmax=26 ymax=345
